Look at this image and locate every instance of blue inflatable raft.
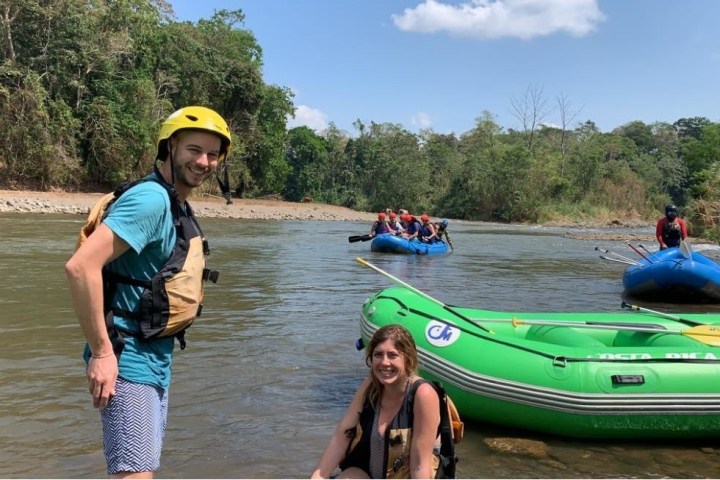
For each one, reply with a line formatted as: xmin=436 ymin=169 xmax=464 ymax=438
xmin=370 ymin=233 xmax=449 ymax=255
xmin=623 ymin=246 xmax=720 ymax=302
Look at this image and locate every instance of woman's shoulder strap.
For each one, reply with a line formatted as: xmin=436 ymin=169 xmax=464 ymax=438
xmin=405 ymin=379 xmax=459 ymax=478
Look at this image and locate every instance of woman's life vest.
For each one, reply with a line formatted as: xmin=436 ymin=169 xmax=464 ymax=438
xmin=75 ymin=172 xmax=219 ymax=354
xmin=405 ymin=219 xmax=421 ymax=238
xmin=372 ymin=220 xmax=390 ymax=235
xmin=419 ymin=224 xmax=436 ymax=243
xmin=340 ymin=380 xmax=461 ymax=479
xmin=661 ymin=218 xmax=683 ymax=247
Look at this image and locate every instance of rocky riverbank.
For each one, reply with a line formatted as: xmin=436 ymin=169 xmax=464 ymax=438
xmin=0 ymin=189 xmax=377 ymax=222
xmin=0 ymin=189 xmax=679 ymax=244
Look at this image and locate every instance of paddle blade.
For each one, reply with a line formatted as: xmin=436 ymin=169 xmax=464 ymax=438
xmin=348 ymin=234 xmax=372 ymax=243
xmin=684 ymin=324 xmax=720 ymax=346
xmin=680 ymin=239 xmax=692 ymax=259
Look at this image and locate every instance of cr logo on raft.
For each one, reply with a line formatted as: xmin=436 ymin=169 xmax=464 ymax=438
xmin=425 ymin=320 xmax=460 ymax=347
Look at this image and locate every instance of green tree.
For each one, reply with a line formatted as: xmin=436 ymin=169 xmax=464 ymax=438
xmin=420 ymin=130 xmax=462 ymax=214
xmin=285 ymin=126 xmax=328 ymax=201
xmin=683 ymin=122 xmax=720 ymax=198
xmin=241 ymin=84 xmax=294 ymax=195
xmin=674 ymin=116 xmax=711 ymax=140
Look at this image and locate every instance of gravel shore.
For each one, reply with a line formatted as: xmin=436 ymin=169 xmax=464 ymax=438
xmin=0 ymin=189 xmax=376 ymax=222
xmin=0 ymin=189 xmax=674 ymax=244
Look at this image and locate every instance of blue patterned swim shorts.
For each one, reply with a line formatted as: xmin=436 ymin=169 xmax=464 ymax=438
xmin=100 ymin=377 xmax=169 ymax=475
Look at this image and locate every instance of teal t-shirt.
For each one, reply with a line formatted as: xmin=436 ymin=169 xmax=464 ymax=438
xmin=83 ymin=174 xmax=177 ymax=389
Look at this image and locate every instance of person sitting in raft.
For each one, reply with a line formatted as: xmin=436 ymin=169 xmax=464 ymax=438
xmin=419 ymin=214 xmax=438 ymax=243
xmin=310 ymin=324 xmax=442 ymax=479
xmin=388 ymin=211 xmax=405 ymax=236
xmin=401 ymin=214 xmax=422 ymax=242
xmin=656 ymin=204 xmax=688 ymax=250
xmin=370 ymin=212 xmax=390 ymax=238
xmin=434 ymin=219 xmax=450 ymax=243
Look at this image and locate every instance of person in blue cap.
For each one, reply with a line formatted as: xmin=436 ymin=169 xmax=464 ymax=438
xmin=434 ymin=219 xmax=452 ymax=249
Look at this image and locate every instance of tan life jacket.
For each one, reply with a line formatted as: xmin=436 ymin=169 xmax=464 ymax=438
xmin=341 ymin=380 xmax=461 ymax=478
xmin=75 ymin=174 xmax=219 ymax=352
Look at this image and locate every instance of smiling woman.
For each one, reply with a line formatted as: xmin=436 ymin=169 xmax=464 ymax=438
xmin=310 ymin=324 xmax=460 ymax=480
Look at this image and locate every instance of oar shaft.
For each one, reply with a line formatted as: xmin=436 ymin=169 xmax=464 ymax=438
xmin=355 ymin=257 xmax=490 ymax=332
xmin=637 ymin=244 xmax=658 ymax=260
xmin=627 ymin=242 xmax=652 ymax=263
xmin=595 ymin=246 xmax=636 ymax=264
xmin=356 ymin=257 xmax=438 ymax=303
xmin=473 ymin=316 xmax=720 ymax=346
xmin=472 ymin=317 xmax=667 ymax=333
xmin=621 ymin=301 xmax=700 ymax=326
xmin=599 ymin=255 xmax=639 ymax=266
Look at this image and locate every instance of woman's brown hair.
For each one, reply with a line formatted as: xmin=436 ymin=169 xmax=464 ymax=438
xmin=363 ymin=324 xmax=418 ymax=407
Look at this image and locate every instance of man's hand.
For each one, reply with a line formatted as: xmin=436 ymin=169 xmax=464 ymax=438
xmin=86 ymin=355 xmax=118 ymax=409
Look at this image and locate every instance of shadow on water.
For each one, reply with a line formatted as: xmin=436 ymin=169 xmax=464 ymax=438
xmin=1 ymin=214 xmax=719 ymax=478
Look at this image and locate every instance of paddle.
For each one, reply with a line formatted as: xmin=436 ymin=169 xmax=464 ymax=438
xmin=621 ymin=301 xmax=703 ymax=327
xmin=474 ymin=316 xmax=720 ymax=346
xmin=598 ymin=255 xmax=638 ymax=266
xmin=637 ymin=243 xmax=681 ymax=265
xmin=627 ymin=242 xmax=652 ymax=263
xmin=595 ymin=246 xmax=637 ymax=264
xmin=355 ymin=257 xmax=491 ymax=333
xmin=637 ymin=243 xmax=658 ymax=260
xmin=445 ymin=232 xmax=454 ymax=253
xmin=477 ymin=317 xmax=666 ymax=331
xmin=348 ymin=234 xmax=373 ymax=243
xmin=680 ymin=239 xmax=692 ymax=259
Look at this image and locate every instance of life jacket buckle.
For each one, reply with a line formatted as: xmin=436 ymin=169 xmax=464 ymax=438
xmin=204 ymin=268 xmax=219 ymax=283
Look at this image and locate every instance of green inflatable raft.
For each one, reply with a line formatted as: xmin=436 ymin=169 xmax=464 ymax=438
xmin=358 ymin=285 xmax=720 ymax=440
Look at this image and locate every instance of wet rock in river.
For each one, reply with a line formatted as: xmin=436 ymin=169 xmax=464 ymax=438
xmin=483 ymin=437 xmax=549 ymax=459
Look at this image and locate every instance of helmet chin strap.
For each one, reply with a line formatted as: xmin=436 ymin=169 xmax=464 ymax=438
xmin=155 ymin=141 xmax=180 ymax=209
xmin=169 ymin=141 xmax=177 ymax=188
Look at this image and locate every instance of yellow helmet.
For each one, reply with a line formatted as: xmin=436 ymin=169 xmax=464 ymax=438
xmin=157 ymin=106 xmax=232 ymax=161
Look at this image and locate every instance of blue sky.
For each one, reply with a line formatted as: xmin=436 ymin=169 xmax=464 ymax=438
xmin=168 ymin=0 xmax=720 ymax=136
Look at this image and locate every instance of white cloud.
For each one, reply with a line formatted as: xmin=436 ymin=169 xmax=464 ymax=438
xmin=287 ymin=105 xmax=328 ymax=132
xmin=411 ymin=112 xmax=433 ymax=129
xmin=392 ymin=0 xmax=605 ymax=40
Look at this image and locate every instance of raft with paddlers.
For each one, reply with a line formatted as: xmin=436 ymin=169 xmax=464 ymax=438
xmin=348 ymin=214 xmax=452 ymax=254
xmin=347 ymin=232 xmax=450 ymax=255
xmin=370 ymin=233 xmax=450 ymax=255
xmin=355 ymin=257 xmax=720 ymax=440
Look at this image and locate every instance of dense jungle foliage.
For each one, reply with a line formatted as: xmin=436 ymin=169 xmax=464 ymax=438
xmin=2 ymin=1 xmax=720 ymax=238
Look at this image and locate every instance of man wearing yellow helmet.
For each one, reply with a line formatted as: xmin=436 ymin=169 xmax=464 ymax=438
xmin=65 ymin=106 xmax=231 ymax=477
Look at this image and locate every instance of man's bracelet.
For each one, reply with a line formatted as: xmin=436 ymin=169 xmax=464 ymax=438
xmin=91 ymin=352 xmax=115 ymax=360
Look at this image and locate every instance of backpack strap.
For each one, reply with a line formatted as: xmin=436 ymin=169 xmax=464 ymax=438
xmin=406 ymin=380 xmax=458 ymax=479
xmin=183 ymin=198 xmax=219 ymax=284
xmin=432 ymin=382 xmax=457 ymax=479
xmin=216 ymin=160 xmax=233 ymax=204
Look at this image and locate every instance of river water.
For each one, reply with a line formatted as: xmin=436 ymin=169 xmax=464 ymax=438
xmin=1 ymin=213 xmax=719 ymax=478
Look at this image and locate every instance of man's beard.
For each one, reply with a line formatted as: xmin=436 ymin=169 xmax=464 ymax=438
xmin=176 ymin=162 xmax=210 ymax=188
